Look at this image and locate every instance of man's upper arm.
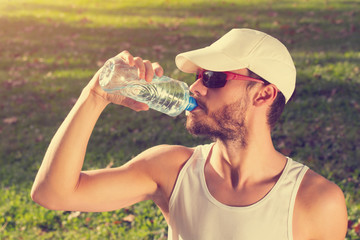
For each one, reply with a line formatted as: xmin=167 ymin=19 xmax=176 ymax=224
xmin=47 ymin=145 xmax=192 ymax=212
xmin=294 ymin=170 xmax=348 ymax=240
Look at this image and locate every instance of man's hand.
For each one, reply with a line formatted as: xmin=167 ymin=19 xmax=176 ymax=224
xmin=85 ymin=50 xmax=164 ymax=111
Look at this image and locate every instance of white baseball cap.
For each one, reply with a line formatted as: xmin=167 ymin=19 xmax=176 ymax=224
xmin=175 ymin=28 xmax=296 ymax=102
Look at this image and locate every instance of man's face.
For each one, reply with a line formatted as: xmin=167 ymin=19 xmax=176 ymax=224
xmin=185 ymin=69 xmax=251 ymax=147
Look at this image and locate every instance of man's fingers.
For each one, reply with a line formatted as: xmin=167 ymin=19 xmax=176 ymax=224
xmin=152 ymin=62 xmax=164 ymax=77
xmin=143 ymin=60 xmax=154 ymax=82
xmin=133 ymin=56 xmax=145 ymax=79
xmin=114 ymin=50 xmax=135 ymax=66
xmin=112 ymin=51 xmax=163 ymax=82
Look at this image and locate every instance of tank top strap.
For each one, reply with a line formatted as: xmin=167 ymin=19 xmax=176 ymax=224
xmin=169 ymin=143 xmax=213 ymax=209
xmin=287 ymin=160 xmax=309 ymax=239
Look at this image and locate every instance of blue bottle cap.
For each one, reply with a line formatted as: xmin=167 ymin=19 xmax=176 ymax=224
xmin=186 ymin=96 xmax=198 ymax=111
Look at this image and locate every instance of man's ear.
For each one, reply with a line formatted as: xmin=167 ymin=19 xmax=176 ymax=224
xmin=253 ymin=84 xmax=278 ymax=106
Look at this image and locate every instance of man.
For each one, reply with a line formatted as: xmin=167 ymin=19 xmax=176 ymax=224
xmin=31 ymin=29 xmax=348 ymax=239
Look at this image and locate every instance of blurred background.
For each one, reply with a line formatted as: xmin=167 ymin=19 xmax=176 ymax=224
xmin=0 ymin=0 xmax=359 ymax=239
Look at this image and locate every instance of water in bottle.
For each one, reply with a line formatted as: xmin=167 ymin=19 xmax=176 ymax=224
xmin=99 ymin=59 xmax=197 ymax=117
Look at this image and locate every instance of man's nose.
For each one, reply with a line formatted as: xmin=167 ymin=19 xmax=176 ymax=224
xmin=190 ymin=78 xmax=208 ymax=96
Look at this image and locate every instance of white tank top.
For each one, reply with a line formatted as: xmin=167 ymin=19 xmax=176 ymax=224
xmin=168 ymin=143 xmax=309 ymax=240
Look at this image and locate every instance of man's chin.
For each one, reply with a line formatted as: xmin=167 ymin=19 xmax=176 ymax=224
xmin=185 ymin=119 xmax=203 ymax=136
xmin=186 ymin=118 xmax=214 ymax=138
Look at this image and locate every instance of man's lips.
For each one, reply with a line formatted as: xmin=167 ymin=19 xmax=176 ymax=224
xmin=192 ymin=98 xmax=207 ymax=113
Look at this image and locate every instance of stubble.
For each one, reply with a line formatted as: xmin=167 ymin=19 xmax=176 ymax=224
xmin=186 ymin=97 xmax=249 ymax=147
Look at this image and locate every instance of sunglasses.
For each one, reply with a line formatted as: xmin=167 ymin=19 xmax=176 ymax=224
xmin=196 ymin=70 xmax=265 ymax=88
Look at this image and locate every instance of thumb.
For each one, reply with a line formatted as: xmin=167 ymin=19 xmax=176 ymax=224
xmin=120 ymin=98 xmax=150 ymax=112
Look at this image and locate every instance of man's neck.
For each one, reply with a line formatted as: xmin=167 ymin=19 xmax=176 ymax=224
xmin=209 ymin=131 xmax=286 ymax=190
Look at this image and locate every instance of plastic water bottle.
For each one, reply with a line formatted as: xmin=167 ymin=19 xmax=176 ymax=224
xmin=98 ymin=58 xmax=197 ymax=117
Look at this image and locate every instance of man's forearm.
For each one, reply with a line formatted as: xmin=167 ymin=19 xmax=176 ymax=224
xmin=31 ymin=87 xmax=109 ymax=207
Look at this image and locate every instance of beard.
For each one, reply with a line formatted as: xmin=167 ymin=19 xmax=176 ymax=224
xmin=186 ymin=97 xmax=249 ymax=147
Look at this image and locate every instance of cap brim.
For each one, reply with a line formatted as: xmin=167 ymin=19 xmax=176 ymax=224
xmin=175 ymin=47 xmax=248 ymax=73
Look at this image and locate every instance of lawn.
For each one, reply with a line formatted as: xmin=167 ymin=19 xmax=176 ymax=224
xmin=0 ymin=0 xmax=359 ymax=239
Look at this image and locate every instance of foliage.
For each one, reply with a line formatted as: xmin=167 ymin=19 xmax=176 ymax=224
xmin=0 ymin=0 xmax=359 ymax=239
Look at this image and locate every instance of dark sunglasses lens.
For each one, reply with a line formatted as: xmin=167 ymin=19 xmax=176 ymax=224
xmin=202 ymin=71 xmax=227 ymax=88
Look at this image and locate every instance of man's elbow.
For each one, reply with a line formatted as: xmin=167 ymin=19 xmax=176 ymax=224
xmin=30 ymin=186 xmax=64 ymax=211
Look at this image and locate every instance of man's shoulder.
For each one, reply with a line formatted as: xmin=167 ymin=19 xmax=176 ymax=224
xmin=131 ymin=144 xmax=196 ymax=210
xmin=125 ymin=144 xmax=195 ymax=181
xmin=137 ymin=144 xmax=195 ymax=163
xmin=297 ymin=169 xmax=345 ymax=209
xmin=133 ymin=144 xmax=196 ymax=181
xmin=293 ymin=169 xmax=348 ymax=239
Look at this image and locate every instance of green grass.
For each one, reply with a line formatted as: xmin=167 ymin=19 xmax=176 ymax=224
xmin=0 ymin=0 xmax=359 ymax=239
